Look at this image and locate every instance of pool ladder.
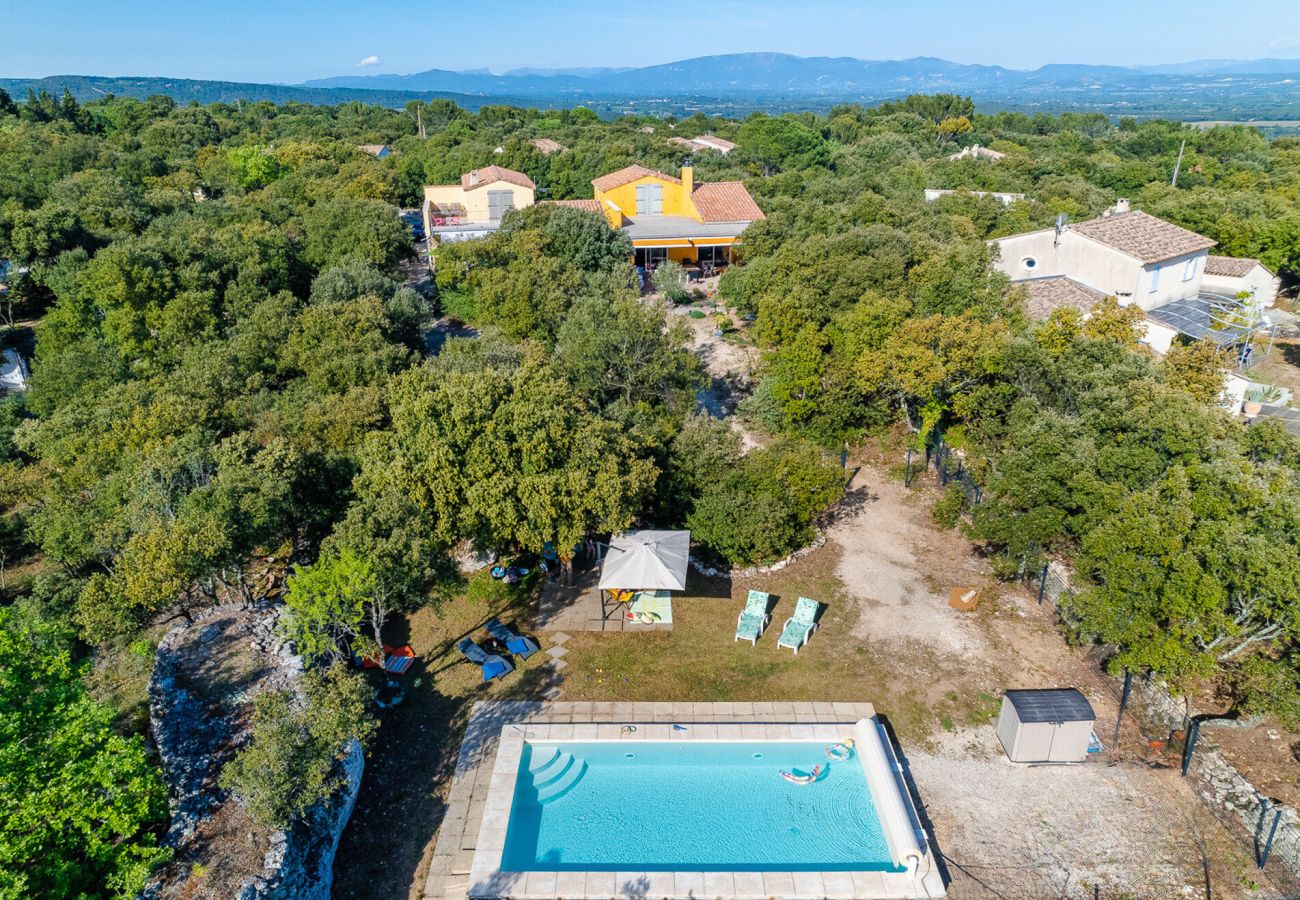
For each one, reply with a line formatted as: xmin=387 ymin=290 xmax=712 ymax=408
xmin=528 ymin=747 xmax=588 ymax=804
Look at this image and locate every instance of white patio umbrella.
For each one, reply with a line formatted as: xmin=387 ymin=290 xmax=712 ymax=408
xmin=598 ymin=530 xmax=691 ymax=591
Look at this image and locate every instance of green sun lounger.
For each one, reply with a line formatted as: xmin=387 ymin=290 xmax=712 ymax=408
xmin=734 ymin=589 xmax=772 ymax=645
xmin=777 ymin=597 xmax=821 ymax=654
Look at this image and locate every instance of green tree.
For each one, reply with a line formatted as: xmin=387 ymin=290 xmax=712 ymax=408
xmin=0 ymin=610 xmax=169 ymax=897
xmin=736 ymin=114 xmax=830 ymax=174
xmin=280 ymin=549 xmax=382 ymax=665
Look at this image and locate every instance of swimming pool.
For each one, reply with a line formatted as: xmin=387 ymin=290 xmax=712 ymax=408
xmin=502 ymin=739 xmax=899 ymax=872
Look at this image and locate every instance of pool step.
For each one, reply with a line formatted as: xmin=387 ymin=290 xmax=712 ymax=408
xmin=527 ymin=746 xmax=563 ymax=775
xmin=535 ymin=755 xmax=588 ymax=804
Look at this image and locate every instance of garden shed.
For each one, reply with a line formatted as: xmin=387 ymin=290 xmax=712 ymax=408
xmin=997 ymin=688 xmax=1096 ymax=764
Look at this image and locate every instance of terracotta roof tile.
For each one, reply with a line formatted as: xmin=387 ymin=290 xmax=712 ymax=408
xmin=691 ymin=182 xmax=765 ymax=223
xmin=460 ymin=165 xmax=536 ymax=192
xmin=541 ymin=199 xmax=602 ymax=213
xmin=592 ymin=165 xmax=680 ymax=192
xmin=1069 ymin=211 xmax=1215 ymax=264
xmin=1016 ymin=276 xmax=1106 ymax=320
xmin=1204 ymin=255 xmax=1266 ymax=277
xmin=693 ymin=134 xmax=737 ymax=152
xmin=530 ymin=138 xmax=566 ymax=154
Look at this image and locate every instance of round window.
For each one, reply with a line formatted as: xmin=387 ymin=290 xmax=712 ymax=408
xmin=1021 ymin=257 xmax=1037 ymax=271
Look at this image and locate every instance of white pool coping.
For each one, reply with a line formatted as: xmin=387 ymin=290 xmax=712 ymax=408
xmin=466 ymin=712 xmax=947 ymax=899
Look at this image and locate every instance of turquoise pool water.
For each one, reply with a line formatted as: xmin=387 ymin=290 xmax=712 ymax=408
xmin=500 ymin=741 xmax=898 ymax=872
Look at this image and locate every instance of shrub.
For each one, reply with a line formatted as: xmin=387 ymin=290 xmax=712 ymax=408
xmin=932 ymin=483 xmax=966 ymax=529
xmin=651 ymin=261 xmax=689 ymax=302
xmin=221 ymin=667 xmax=376 ymax=829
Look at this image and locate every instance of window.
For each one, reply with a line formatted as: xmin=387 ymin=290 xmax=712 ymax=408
xmin=635 ymin=183 xmax=664 ymax=215
xmin=1182 ymin=256 xmax=1198 ymax=282
xmin=1020 ymin=257 xmax=1036 ymax=272
xmin=487 ymin=190 xmax=514 ymax=221
xmin=1149 ymin=266 xmax=1161 ymax=293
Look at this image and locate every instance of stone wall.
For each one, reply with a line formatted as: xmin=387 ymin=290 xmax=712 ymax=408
xmin=143 ymin=601 xmax=364 ymax=899
xmin=1128 ymin=675 xmax=1300 ymax=878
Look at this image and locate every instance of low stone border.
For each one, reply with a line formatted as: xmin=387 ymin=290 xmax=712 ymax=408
xmin=689 ymin=532 xmax=827 ymax=580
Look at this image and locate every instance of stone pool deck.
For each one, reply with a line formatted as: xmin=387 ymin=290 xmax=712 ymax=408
xmin=422 ymin=700 xmax=946 ymax=900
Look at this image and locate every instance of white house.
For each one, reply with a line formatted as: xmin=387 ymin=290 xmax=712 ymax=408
xmin=925 ymin=188 xmax=1024 ymax=206
xmin=669 ymin=134 xmax=737 ymax=155
xmin=992 ymin=203 xmax=1217 ymax=312
xmin=1201 ymin=256 xmax=1279 ymax=308
xmin=949 ymin=144 xmax=1006 ymax=162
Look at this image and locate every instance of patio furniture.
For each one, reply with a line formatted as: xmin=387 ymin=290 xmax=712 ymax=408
xmin=734 ymin=589 xmax=772 ymax=645
xmin=455 ymin=637 xmax=514 ymax=681
xmin=484 ymin=617 xmax=540 ymax=659
xmin=598 ymin=530 xmax=690 ymax=622
xmin=382 ymin=644 xmax=416 ymax=674
xmin=777 ymin=597 xmax=822 ymax=654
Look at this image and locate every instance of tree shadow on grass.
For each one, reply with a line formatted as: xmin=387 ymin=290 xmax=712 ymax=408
xmin=332 ymin=618 xmax=559 ymax=899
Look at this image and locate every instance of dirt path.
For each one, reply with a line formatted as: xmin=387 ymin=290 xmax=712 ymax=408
xmin=820 ymin=461 xmax=1285 ymax=899
xmin=672 ymin=302 xmax=764 ymax=451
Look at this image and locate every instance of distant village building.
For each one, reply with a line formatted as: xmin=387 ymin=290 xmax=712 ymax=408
xmin=530 ymin=138 xmax=567 ymax=155
xmin=948 ymin=144 xmax=1006 ymax=162
xmin=356 ymin=144 xmax=391 ymax=158
xmin=638 ymin=126 xmax=656 ymax=135
xmin=421 ymin=166 xmax=536 ymax=247
xmin=669 ymin=134 xmax=737 ymax=155
xmin=924 ymin=188 xmax=1024 ymax=206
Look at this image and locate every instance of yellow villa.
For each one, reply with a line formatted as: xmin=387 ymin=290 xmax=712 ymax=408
xmin=589 ymin=161 xmax=764 ymax=271
xmin=421 ymin=165 xmax=536 ymax=246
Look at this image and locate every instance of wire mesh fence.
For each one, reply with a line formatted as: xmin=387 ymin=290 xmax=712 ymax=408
xmin=925 ymin=432 xmax=983 ymax=505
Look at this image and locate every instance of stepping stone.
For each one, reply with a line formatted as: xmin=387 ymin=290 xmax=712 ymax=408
xmin=542 ymin=686 xmax=564 ymax=700
xmin=549 ymin=632 xmax=571 ymax=645
xmin=546 ymin=658 xmax=568 ymax=672
xmin=546 ymin=645 xmax=569 ymax=659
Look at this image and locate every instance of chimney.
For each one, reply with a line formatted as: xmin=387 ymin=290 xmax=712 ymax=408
xmin=469 ymin=170 xmax=480 ymax=186
xmin=1114 ymin=198 xmax=1130 ymax=214
xmin=682 ymin=157 xmax=694 ymax=196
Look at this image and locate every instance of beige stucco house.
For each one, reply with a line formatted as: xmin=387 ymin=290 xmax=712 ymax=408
xmin=993 ymin=203 xmax=1217 ymax=311
xmin=421 ymin=165 xmax=536 ymax=246
xmin=1201 ymin=255 xmax=1279 ymax=307
xmin=994 ymin=203 xmax=1278 ymax=411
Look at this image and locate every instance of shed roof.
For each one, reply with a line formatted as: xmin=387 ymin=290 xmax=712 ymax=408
xmin=1005 ymin=688 xmax=1095 ymax=723
xmin=460 ymin=166 xmax=535 ymax=192
xmin=1204 ymin=255 xmax=1270 ymax=277
xmin=1069 ymin=211 xmax=1216 ymax=265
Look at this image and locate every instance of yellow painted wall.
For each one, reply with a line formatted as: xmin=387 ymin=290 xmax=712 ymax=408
xmin=594 ymin=170 xmax=701 ymax=221
xmin=423 ymin=182 xmax=535 ymax=228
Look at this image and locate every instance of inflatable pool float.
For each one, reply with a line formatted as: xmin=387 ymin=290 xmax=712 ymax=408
xmin=779 ymin=764 xmax=821 ymax=785
xmin=825 ymin=739 xmax=856 ymax=761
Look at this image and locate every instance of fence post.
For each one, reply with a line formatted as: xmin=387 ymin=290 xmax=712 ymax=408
xmin=1260 ymin=805 xmax=1283 ymax=868
xmin=1113 ymin=669 xmax=1131 ymax=746
xmin=1036 ymin=563 xmax=1049 ymax=604
xmin=840 ymin=443 xmax=848 ymax=470
xmin=1181 ymin=719 xmax=1201 ymax=777
xmin=904 ymin=449 xmax=913 ymax=487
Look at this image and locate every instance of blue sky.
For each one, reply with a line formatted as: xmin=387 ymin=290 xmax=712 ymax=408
xmin=6 ymin=0 xmax=1300 ymax=82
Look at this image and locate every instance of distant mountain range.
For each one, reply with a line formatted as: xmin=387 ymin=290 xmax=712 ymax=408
xmin=5 ymin=54 xmax=1300 ymax=120
xmin=302 ymin=52 xmax=1300 ymax=97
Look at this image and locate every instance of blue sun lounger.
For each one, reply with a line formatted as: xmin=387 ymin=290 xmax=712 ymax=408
xmin=485 ymin=617 xmax=540 ymax=659
xmin=455 ymin=637 xmax=514 ymax=681
xmin=735 ymin=589 xmax=772 ymax=645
